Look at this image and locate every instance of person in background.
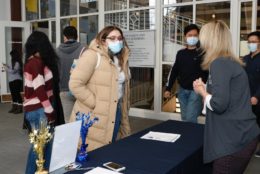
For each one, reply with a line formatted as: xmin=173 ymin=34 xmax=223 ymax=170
xmin=164 ymin=24 xmax=208 ymax=123
xmin=69 ymin=26 xmax=131 ymax=151
xmin=2 ymin=49 xmax=23 ymax=114
xmin=193 ymin=20 xmax=259 ymax=174
xmin=243 ymin=31 xmax=260 ymax=158
xmin=23 ymin=31 xmax=64 ymax=174
xmin=56 ymin=26 xmax=85 ymax=122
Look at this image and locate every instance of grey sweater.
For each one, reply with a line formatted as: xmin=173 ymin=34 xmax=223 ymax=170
xmin=204 ymin=58 xmax=259 ymax=163
xmin=57 ymin=41 xmax=85 ymax=91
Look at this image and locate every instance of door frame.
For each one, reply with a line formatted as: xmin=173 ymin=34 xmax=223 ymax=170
xmin=0 ymin=21 xmax=30 ymax=102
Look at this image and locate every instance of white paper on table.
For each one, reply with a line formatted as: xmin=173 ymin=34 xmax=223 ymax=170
xmin=49 ymin=120 xmax=82 ymax=172
xmin=140 ymin=131 xmax=181 ymax=142
xmin=84 ymin=167 xmax=123 ymax=174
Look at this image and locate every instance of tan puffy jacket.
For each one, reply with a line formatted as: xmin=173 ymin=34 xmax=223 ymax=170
xmin=69 ymin=39 xmax=131 ymax=151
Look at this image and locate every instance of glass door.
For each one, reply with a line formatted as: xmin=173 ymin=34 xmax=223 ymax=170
xmin=0 ymin=21 xmax=30 ymax=102
xmin=239 ymin=0 xmax=255 ymax=58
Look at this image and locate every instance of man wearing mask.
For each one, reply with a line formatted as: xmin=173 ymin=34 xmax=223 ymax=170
xmin=57 ymin=26 xmax=85 ymax=122
xmin=243 ymin=31 xmax=260 ymax=157
xmin=164 ymin=24 xmax=208 ymax=123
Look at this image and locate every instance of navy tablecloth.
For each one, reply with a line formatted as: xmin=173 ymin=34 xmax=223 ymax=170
xmin=67 ymin=120 xmax=204 ymax=174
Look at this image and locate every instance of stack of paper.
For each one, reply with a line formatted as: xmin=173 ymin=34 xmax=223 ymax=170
xmin=141 ymin=131 xmax=181 ymax=142
xmin=84 ymin=167 xmax=123 ymax=174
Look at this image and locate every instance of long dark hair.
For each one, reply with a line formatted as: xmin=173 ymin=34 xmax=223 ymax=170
xmin=25 ymin=31 xmax=60 ymax=83
xmin=10 ymin=49 xmax=23 ymax=75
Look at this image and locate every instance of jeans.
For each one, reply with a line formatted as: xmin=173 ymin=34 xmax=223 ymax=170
xmin=177 ymin=87 xmax=202 ymax=123
xmin=25 ymin=108 xmax=53 ymax=174
xmin=112 ymin=101 xmax=122 ymax=142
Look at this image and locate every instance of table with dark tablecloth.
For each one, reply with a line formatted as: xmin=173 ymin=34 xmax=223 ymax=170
xmin=67 ymin=120 xmax=204 ymax=174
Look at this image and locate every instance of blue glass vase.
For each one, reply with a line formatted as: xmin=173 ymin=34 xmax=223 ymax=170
xmin=75 ymin=112 xmax=99 ymax=163
xmin=76 ymin=126 xmax=89 ymax=162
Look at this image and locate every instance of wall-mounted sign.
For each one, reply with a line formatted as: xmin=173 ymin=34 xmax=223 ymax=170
xmin=124 ymin=30 xmax=155 ymax=67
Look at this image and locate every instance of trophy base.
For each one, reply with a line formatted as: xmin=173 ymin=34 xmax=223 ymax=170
xmin=35 ymin=170 xmax=48 ymax=174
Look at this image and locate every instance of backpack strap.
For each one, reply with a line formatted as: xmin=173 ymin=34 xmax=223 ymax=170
xmin=95 ymin=52 xmax=101 ymax=69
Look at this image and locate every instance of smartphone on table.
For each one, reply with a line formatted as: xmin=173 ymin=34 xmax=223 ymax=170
xmin=103 ymin=162 xmax=126 ymax=172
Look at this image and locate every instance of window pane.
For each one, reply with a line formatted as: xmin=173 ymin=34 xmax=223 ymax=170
xmin=32 ymin=21 xmax=49 ymax=37
xmin=40 ymin=0 xmax=55 ymax=19
xmin=105 ymin=12 xmax=127 ymax=29
xmin=79 ymin=15 xmax=98 ymax=45
xmin=257 ymin=0 xmax=260 ymax=30
xmin=130 ymin=68 xmax=154 ymax=110
xmin=162 ymin=6 xmax=192 ymax=62
xmin=164 ymin=0 xmax=192 ymax=5
xmin=105 ymin=0 xmax=127 ymax=11
xmin=129 ymin=0 xmax=155 ymax=8
xmin=80 ymin=0 xmax=98 ymax=14
xmin=240 ymin=1 xmax=252 ymax=57
xmin=26 ymin=0 xmax=39 ymax=20
xmin=196 ymin=2 xmax=230 ymax=27
xmin=129 ymin=9 xmax=155 ymax=30
xmin=51 ymin=21 xmax=56 ymax=46
xmin=60 ymin=18 xmax=78 ymax=43
xmin=61 ymin=0 xmax=77 ymax=16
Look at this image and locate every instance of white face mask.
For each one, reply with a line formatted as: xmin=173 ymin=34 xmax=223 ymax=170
xmin=186 ymin=36 xmax=199 ymax=46
xmin=248 ymin=43 xmax=258 ymax=53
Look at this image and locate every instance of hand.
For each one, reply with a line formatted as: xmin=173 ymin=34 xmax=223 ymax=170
xmin=193 ymin=78 xmax=205 ymax=95
xmin=164 ymin=91 xmax=171 ymax=99
xmin=251 ymin=97 xmax=258 ymax=105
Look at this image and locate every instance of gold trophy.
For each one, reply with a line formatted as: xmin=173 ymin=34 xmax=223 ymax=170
xmin=29 ymin=121 xmax=53 ymax=174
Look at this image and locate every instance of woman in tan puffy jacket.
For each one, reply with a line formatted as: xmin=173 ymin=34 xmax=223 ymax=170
xmin=69 ymin=26 xmax=131 ymax=151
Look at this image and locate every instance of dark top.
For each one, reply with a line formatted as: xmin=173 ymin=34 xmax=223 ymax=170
xmin=243 ymin=53 xmax=260 ymax=102
xmin=204 ymin=58 xmax=259 ymax=163
xmin=57 ymin=40 xmax=85 ymax=91
xmin=166 ymin=48 xmax=208 ymax=91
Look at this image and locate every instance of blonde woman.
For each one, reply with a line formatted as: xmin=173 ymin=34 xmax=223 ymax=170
xmin=193 ymin=20 xmax=259 ymax=174
xmin=69 ymin=26 xmax=131 ymax=151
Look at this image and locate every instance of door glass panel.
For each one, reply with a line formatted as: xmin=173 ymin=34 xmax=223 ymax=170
xmin=130 ymin=67 xmax=154 ymax=110
xmin=51 ymin=21 xmax=56 ymax=46
xmin=80 ymin=0 xmax=99 ymax=14
xmin=32 ymin=21 xmax=49 ymax=36
xmin=163 ymin=5 xmax=193 ymax=62
xmin=129 ymin=9 xmax=155 ymax=30
xmin=60 ymin=18 xmax=77 ymax=43
xmin=105 ymin=0 xmax=127 ymax=11
xmin=61 ymin=0 xmax=77 ymax=16
xmin=196 ymin=2 xmax=230 ymax=27
xmin=239 ymin=1 xmax=253 ymax=57
xmin=79 ymin=15 xmax=98 ymax=45
xmin=40 ymin=0 xmax=55 ymax=19
xmin=4 ymin=27 xmax=23 ymax=93
xmin=130 ymin=0 xmax=155 ymax=8
xmin=164 ymin=0 xmax=192 ymax=5
xmin=105 ymin=12 xmax=127 ymax=29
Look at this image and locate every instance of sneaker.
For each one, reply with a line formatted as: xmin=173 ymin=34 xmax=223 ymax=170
xmin=255 ymin=150 xmax=260 ymax=158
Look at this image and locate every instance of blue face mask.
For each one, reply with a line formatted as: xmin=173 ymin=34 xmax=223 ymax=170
xmin=186 ymin=37 xmax=199 ymax=46
xmin=108 ymin=41 xmax=123 ymax=54
xmin=248 ymin=43 xmax=258 ymax=53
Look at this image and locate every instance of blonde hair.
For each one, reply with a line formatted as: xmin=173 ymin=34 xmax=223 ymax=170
xmin=200 ymin=20 xmax=243 ymax=70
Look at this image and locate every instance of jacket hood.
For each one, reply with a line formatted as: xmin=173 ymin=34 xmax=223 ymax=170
xmin=57 ymin=41 xmax=83 ymax=54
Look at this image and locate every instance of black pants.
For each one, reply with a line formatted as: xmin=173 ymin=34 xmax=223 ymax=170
xmin=252 ymin=105 xmax=260 ymax=128
xmin=212 ymin=137 xmax=258 ymax=174
xmin=9 ymin=79 xmax=23 ymax=103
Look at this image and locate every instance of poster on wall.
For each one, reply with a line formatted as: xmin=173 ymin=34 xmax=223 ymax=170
xmin=124 ymin=30 xmax=155 ymax=67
